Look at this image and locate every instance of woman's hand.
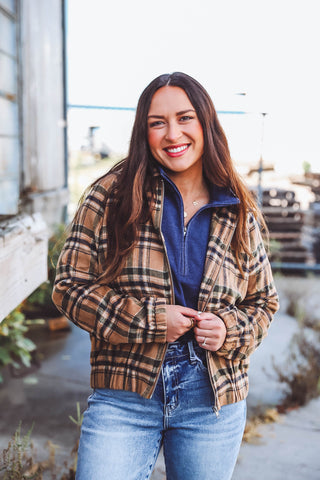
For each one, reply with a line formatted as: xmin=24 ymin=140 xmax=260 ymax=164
xmin=194 ymin=312 xmax=227 ymax=351
xmin=165 ymin=305 xmax=198 ymax=343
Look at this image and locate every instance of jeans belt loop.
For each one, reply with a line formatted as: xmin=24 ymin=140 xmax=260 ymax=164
xmin=187 ymin=340 xmax=197 ymax=364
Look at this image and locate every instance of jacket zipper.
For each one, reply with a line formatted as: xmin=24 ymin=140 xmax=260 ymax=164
xmin=202 ymin=221 xmax=238 ymax=416
xmin=182 ymin=225 xmax=187 ymax=275
xmin=148 ymin=179 xmax=175 ymax=398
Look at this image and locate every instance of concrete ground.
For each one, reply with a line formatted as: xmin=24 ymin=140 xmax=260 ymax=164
xmin=0 ymin=323 xmax=91 ymax=477
xmin=0 ymin=298 xmax=320 ymax=478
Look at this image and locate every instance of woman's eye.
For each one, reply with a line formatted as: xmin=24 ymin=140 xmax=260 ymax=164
xmin=149 ymin=121 xmax=164 ymax=128
xmin=180 ymin=115 xmax=193 ymax=122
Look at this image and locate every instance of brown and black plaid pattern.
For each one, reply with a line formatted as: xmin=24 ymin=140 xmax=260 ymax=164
xmin=53 ymin=173 xmax=279 ymax=408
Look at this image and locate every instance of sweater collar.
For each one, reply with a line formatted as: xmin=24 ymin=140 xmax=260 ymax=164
xmin=158 ymin=167 xmax=240 ymax=207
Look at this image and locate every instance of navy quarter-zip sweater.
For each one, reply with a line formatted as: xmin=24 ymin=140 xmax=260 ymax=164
xmin=160 ymin=169 xmax=240 ymax=317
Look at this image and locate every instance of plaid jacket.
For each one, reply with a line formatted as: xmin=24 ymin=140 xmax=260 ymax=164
xmin=52 ymin=173 xmax=279 ymax=411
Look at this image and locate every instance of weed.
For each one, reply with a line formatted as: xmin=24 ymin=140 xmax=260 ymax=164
xmin=271 ymin=278 xmax=320 ymax=410
xmin=68 ymin=403 xmax=83 ymax=429
xmin=285 ymin=292 xmax=307 ymax=324
xmin=243 ymin=408 xmax=280 ymax=444
xmin=0 ymin=423 xmax=42 ymax=480
xmin=276 ymin=276 xmax=320 ymax=328
xmin=67 ymin=402 xmax=83 ymax=475
xmin=0 ymin=403 xmax=83 ymax=479
xmin=273 ymin=329 xmax=320 ymax=411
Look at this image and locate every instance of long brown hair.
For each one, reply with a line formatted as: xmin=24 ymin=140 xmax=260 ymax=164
xmin=92 ymin=72 xmax=265 ymax=279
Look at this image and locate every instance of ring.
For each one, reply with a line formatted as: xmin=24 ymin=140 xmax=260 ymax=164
xmin=189 ymin=318 xmax=194 ymax=328
xmin=202 ymin=337 xmax=207 ymax=346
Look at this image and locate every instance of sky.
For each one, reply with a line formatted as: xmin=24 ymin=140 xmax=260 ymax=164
xmin=66 ymin=0 xmax=320 ymax=175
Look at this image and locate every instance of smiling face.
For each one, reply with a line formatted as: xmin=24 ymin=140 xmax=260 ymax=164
xmin=147 ymin=86 xmax=204 ymax=179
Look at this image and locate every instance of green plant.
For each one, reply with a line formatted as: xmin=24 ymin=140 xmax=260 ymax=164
xmin=0 ymin=309 xmax=36 ymax=382
xmin=268 ymin=238 xmax=282 ymax=258
xmin=67 ymin=402 xmax=83 ymax=475
xmin=0 ymin=423 xmax=42 ymax=480
xmin=302 ymin=160 xmax=311 ymax=173
xmin=68 ymin=402 xmax=83 ymax=429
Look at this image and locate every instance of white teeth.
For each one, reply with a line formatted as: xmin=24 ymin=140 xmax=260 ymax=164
xmin=166 ymin=145 xmax=188 ymax=153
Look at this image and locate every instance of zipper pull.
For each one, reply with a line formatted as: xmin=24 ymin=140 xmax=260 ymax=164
xmin=212 ymin=406 xmax=220 ymax=418
xmin=184 ymin=226 xmax=187 ymax=237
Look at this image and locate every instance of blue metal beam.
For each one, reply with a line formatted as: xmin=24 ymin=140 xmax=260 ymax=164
xmin=271 ymin=262 xmax=320 ymax=272
xmin=68 ymin=104 xmax=247 ymax=115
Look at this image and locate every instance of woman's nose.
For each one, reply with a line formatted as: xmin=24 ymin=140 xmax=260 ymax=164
xmin=165 ymin=122 xmax=182 ymax=142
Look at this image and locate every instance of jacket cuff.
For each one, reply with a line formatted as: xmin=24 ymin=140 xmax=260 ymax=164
xmin=215 ymin=308 xmax=246 ymax=354
xmin=153 ymin=298 xmax=167 ymax=343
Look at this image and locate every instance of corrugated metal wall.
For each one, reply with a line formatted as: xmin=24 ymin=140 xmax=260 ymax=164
xmin=0 ymin=0 xmax=20 ymax=214
xmin=0 ymin=0 xmax=67 ymax=222
xmin=21 ymin=0 xmax=65 ymax=193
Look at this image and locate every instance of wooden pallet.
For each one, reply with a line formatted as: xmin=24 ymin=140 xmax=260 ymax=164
xmin=255 ymin=187 xmax=317 ymax=265
xmin=290 ymin=172 xmax=320 ymax=201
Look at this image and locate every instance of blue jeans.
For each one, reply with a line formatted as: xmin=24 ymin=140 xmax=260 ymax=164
xmin=76 ymin=341 xmax=246 ymax=480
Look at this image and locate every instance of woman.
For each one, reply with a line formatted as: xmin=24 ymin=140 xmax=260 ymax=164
xmin=52 ymin=72 xmax=279 ymax=480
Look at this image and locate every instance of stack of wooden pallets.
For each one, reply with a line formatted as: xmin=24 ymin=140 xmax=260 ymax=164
xmin=289 ymin=172 xmax=320 ymax=264
xmin=302 ymin=173 xmax=320 ymax=263
xmin=259 ymin=187 xmax=315 ymax=265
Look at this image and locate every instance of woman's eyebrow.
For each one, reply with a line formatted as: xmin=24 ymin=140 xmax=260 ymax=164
xmin=176 ymin=109 xmax=195 ymax=116
xmin=148 ymin=109 xmax=195 ymax=119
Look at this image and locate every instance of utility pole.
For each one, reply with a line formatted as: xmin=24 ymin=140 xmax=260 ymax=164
xmin=257 ymin=112 xmax=267 ymax=207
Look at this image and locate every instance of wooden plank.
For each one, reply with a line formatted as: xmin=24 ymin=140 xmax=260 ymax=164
xmin=267 ymin=223 xmax=302 ymax=233
xmin=270 ymin=251 xmax=314 ymax=261
xmin=262 ymin=188 xmax=296 ymax=200
xmin=262 ymin=206 xmax=303 ymax=215
xmin=305 ymin=172 xmax=320 ymax=180
xmin=272 ymin=241 xmax=309 ymax=250
xmin=266 ymin=215 xmax=304 ymax=224
xmin=262 ymin=199 xmax=300 ymax=208
xmin=0 ymin=214 xmax=48 ymax=322
xmin=269 ymin=232 xmax=302 ymax=240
